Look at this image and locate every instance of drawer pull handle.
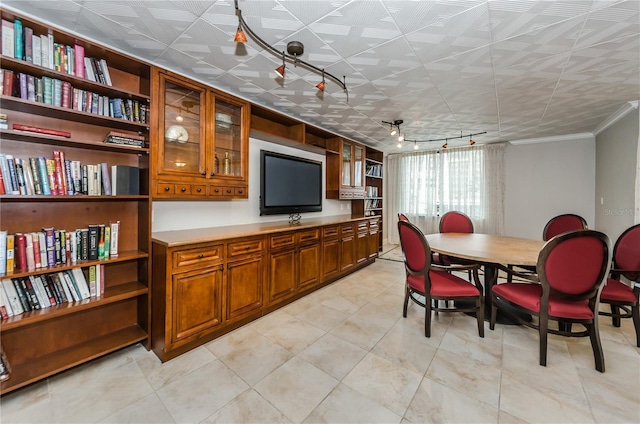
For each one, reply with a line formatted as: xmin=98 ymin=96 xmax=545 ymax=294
xmin=181 ymin=187 xmax=187 ymax=192
xmin=197 ymin=188 xmax=202 ymax=192
xmin=202 ymin=172 xmax=206 ymax=176
xmin=238 ymin=190 xmax=243 ymax=194
xmin=210 ymin=172 xmax=215 ymax=177
xmin=227 ymin=189 xmax=232 ymax=194
xmin=215 ymin=189 xmax=220 ymax=193
xmin=245 ymin=246 xmax=250 ymax=250
xmin=198 ymin=254 xmax=204 ymax=258
xmin=164 ymin=186 xmax=170 ymax=191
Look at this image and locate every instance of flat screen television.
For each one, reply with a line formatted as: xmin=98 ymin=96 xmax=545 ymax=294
xmin=260 ymin=150 xmax=323 ymax=216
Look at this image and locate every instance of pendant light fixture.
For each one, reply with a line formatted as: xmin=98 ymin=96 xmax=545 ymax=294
xmin=234 ymin=0 xmax=347 ymax=97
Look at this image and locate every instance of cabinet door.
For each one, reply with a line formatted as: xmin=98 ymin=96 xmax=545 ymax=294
xmin=226 ymin=256 xmax=264 ymax=321
xmin=171 ymin=266 xmax=224 ymax=344
xmin=158 ymin=73 xmax=207 ymax=177
xmin=268 ymin=249 xmax=297 ymax=303
xmin=322 ymin=238 xmax=340 ymax=280
xmin=356 ymin=230 xmax=369 ymax=264
xmin=212 ymin=96 xmax=247 ymax=179
xmin=353 ymin=144 xmax=364 ymax=188
xmin=341 ymin=141 xmax=352 ymax=187
xmin=298 ymin=243 xmax=321 ymax=290
xmin=368 ymin=229 xmax=380 ymax=258
xmin=340 ymin=235 xmax=356 ymax=272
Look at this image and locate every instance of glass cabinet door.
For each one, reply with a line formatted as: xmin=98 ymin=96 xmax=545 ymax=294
xmin=342 ymin=141 xmax=352 ymax=187
xmin=160 ymin=76 xmax=205 ymax=175
xmin=213 ymin=98 xmax=243 ymax=177
xmin=353 ymin=144 xmax=364 ymax=188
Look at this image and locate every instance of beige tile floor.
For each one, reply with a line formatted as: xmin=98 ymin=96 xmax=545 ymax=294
xmin=2 ymin=248 xmax=639 ymax=424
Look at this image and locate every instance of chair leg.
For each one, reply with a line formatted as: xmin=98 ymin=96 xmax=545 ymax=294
xmin=477 ymin=298 xmax=484 ymax=338
xmin=632 ymin=304 xmax=640 ymax=348
xmin=425 ymin=295 xmax=432 ymax=338
xmin=403 ymin=286 xmax=410 ymax=318
xmin=507 ymin=264 xmax=513 ymax=283
xmin=611 ymin=305 xmax=621 ymax=327
xmin=490 ymin=299 xmax=497 ymax=331
xmin=539 ymin=315 xmax=548 ymax=366
xmin=588 ymin=322 xmax=605 ymax=373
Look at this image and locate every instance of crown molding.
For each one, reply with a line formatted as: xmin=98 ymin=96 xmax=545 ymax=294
xmin=509 ymin=132 xmax=594 ymax=145
xmin=592 ymin=101 xmax=639 ymax=136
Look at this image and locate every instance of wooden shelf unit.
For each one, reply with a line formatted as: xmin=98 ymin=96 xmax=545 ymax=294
xmin=0 ymin=9 xmax=152 ymax=395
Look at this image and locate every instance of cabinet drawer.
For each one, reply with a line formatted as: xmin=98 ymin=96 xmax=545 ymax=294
xmin=228 ymin=238 xmax=264 ymax=258
xmin=234 ymin=187 xmax=247 ymax=197
xmin=156 ymin=183 xmax=175 ymax=195
xmin=172 ymin=244 xmax=224 ymax=269
xmin=270 ymin=233 xmax=295 ymax=250
xmin=369 ymin=218 xmax=379 ymax=229
xmin=356 ymin=221 xmax=368 ymax=232
xmin=323 ymin=225 xmax=339 ymax=238
xmin=298 ymin=228 xmax=319 ymax=244
xmin=191 ymin=185 xmax=206 ymax=196
xmin=209 ymin=185 xmax=236 ymax=197
xmin=176 ymin=184 xmax=191 ymax=195
xmin=341 ymin=223 xmax=354 ymax=234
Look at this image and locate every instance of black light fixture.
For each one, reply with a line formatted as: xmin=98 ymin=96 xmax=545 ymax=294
xmin=382 ymin=120 xmax=404 ymax=141
xmin=398 ymin=130 xmax=487 ymax=149
xmin=234 ymin=0 xmax=347 ymax=97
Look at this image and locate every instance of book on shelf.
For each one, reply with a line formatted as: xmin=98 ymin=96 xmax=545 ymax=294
xmin=38 ymin=232 xmax=47 ymax=268
xmin=14 ymin=233 xmax=27 ymax=272
xmin=103 ymin=226 xmax=111 ymax=261
xmin=25 ymin=233 xmax=35 ymax=271
xmin=2 ymin=279 xmax=24 ymax=316
xmin=0 ymin=166 xmax=5 ymax=195
xmin=0 ymin=281 xmax=11 ymax=319
xmin=31 ymin=232 xmax=42 ymax=269
xmin=0 ymin=231 xmax=6 ymax=274
xmin=32 ymin=34 xmax=41 ymax=66
xmin=0 ymin=112 xmax=7 ymax=130
xmin=111 ymin=165 xmax=140 ymax=195
xmin=87 ymin=225 xmax=99 ymax=260
xmin=37 ymin=156 xmax=51 ymax=195
xmin=6 ymin=235 xmax=15 ymax=273
xmin=42 ymin=227 xmax=56 ymax=268
xmin=13 ymin=157 xmax=26 ymax=195
xmin=24 ymin=26 xmax=33 ymax=63
xmin=45 ymin=159 xmax=58 ymax=195
xmin=60 ymin=271 xmax=80 ymax=302
xmin=51 ymin=273 xmax=70 ymax=303
xmin=12 ymin=124 xmax=71 ymax=138
xmin=109 ymin=221 xmax=119 ymax=257
xmin=4 ymin=154 xmax=20 ymax=195
xmin=20 ymin=277 xmax=41 ymax=310
xmin=30 ymin=275 xmax=50 ymax=308
xmin=54 ymin=230 xmax=62 ymax=265
xmin=45 ymin=274 xmax=63 ymax=304
xmin=14 ymin=19 xmax=23 ymax=60
xmin=70 ymin=268 xmax=91 ymax=299
xmin=0 ymin=346 xmax=11 ymax=382
xmin=0 ymin=154 xmax=12 ymax=194
xmin=2 ymin=19 xmax=15 ymax=58
xmin=11 ymin=278 xmax=31 ymax=312
xmin=97 ymin=224 xmax=106 ymax=261
xmin=29 ymin=157 xmax=43 ymax=195
xmin=100 ymin=163 xmax=111 ymax=196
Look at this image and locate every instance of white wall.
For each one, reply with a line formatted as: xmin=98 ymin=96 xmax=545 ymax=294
xmin=504 ymin=136 xmax=596 ymax=239
xmin=595 ymin=108 xmax=639 ymax=242
xmin=152 ymin=137 xmax=348 ymax=232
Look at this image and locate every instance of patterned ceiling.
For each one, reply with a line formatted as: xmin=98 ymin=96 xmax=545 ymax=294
xmin=5 ymin=0 xmax=639 ymax=152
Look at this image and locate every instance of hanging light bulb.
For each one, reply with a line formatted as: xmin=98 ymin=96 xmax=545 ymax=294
xmin=398 ymin=133 xmax=404 ymax=142
xmin=390 ymin=124 xmax=397 ymax=136
xmin=414 ymin=141 xmax=419 ymax=150
xmin=274 ymin=51 xmax=286 ymax=78
xmin=316 ymin=69 xmax=326 ymax=92
xmin=234 ymin=24 xmax=247 ymax=43
xmin=397 ymin=140 xmax=403 ymax=148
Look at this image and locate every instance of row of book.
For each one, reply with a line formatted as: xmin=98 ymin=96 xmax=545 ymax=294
xmin=0 ymin=265 xmax=105 ymax=319
xmin=366 ymin=185 xmax=379 ymax=198
xmin=1 ymin=69 xmax=148 ymax=123
xmin=0 ymin=223 xmax=119 ymax=275
xmin=0 ymin=150 xmax=140 ymax=196
xmin=365 ymin=164 xmax=383 ymax=177
xmin=364 ymin=199 xmax=381 ymax=210
xmin=1 ymin=18 xmax=113 ymax=85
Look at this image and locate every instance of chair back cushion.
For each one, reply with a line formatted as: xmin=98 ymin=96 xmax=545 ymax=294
xmin=614 ymin=224 xmax=640 ymax=281
xmin=543 ymin=214 xmax=587 ymax=241
xmin=439 ymin=211 xmax=473 ymax=233
xmin=539 ymin=230 xmax=611 ymax=299
xmin=398 ymin=213 xmax=410 ymax=222
xmin=398 ymin=221 xmax=430 ymax=273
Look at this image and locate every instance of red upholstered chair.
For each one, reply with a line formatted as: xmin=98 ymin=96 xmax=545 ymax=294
xmin=398 ymin=220 xmax=484 ymax=338
xmin=490 ymin=230 xmax=611 ymax=372
xmin=439 ymin=211 xmax=474 ymax=234
xmin=398 ymin=213 xmax=410 ymax=222
xmin=599 ymin=223 xmax=640 ymax=347
xmin=508 ymin=214 xmax=588 ymax=282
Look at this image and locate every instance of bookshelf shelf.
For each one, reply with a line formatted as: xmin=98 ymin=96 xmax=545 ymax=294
xmin=0 ymin=325 xmax=147 ymax=393
xmin=0 ymin=129 xmax=149 ymax=153
xmin=0 ymin=8 xmax=152 ymax=395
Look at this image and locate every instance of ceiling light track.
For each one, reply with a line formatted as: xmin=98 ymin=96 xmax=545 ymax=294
xmin=404 ymin=131 xmax=487 ymax=144
xmin=234 ymin=0 xmax=348 ymax=99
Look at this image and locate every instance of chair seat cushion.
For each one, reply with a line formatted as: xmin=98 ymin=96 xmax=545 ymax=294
xmin=600 ymin=278 xmax=637 ymax=303
xmin=407 ymin=271 xmax=479 ymax=297
xmin=492 ymin=283 xmax=593 ymax=319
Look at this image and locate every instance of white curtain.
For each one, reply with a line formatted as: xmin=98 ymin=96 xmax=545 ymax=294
xmin=385 ymin=143 xmax=505 ymax=244
xmin=636 ymin=107 xmax=640 ymax=225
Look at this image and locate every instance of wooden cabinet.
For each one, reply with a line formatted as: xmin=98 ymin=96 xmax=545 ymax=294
xmin=267 ymin=229 xmax=320 ymax=305
xmin=0 ymin=9 xmax=151 ymax=395
xmin=368 ymin=218 xmax=380 ymax=258
xmin=355 ymin=221 xmax=370 ymax=264
xmin=326 ymin=138 xmax=366 ymax=200
xmin=352 ymin=147 xmax=384 ymax=253
xmin=152 ymin=69 xmax=249 ymax=199
xmin=152 ymin=216 xmax=377 ymax=361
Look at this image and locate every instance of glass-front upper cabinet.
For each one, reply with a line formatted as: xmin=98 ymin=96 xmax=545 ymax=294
xmin=213 ymin=97 xmax=244 ymax=178
xmin=158 ymin=73 xmax=206 ymax=177
xmin=342 ymin=141 xmax=352 ymax=187
xmin=353 ymin=144 xmax=364 ymax=188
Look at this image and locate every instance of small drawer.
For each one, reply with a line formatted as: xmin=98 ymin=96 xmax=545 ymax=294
xmin=156 ymin=183 xmax=175 ymax=195
xmin=298 ymin=228 xmax=319 ymax=244
xmin=172 ymin=244 xmax=223 ymax=269
xmin=192 ymin=185 xmax=206 ymax=196
xmin=357 ymin=221 xmax=368 ymax=232
xmin=209 ymin=185 xmax=225 ymax=197
xmin=340 ymin=191 xmax=354 ymax=199
xmin=323 ymin=225 xmax=339 ymax=238
xmin=341 ymin=223 xmax=354 ymax=234
xmin=176 ymin=184 xmax=191 ymax=195
xmin=234 ymin=187 xmax=247 ymax=197
xmin=270 ymin=233 xmax=295 ymax=249
xmin=228 ymin=238 xmax=264 ymax=258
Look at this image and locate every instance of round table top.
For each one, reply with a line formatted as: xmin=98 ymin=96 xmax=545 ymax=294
xmin=425 ymin=233 xmax=545 ymax=267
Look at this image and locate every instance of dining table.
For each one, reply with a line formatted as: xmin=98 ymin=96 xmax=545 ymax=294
xmin=425 ymin=233 xmax=546 ymax=324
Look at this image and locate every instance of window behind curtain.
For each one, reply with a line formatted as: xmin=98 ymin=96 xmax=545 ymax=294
xmin=387 ymin=144 xmax=504 ymax=240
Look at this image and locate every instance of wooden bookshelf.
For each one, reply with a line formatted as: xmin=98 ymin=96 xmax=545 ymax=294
xmin=0 ymin=8 xmax=152 ymax=395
